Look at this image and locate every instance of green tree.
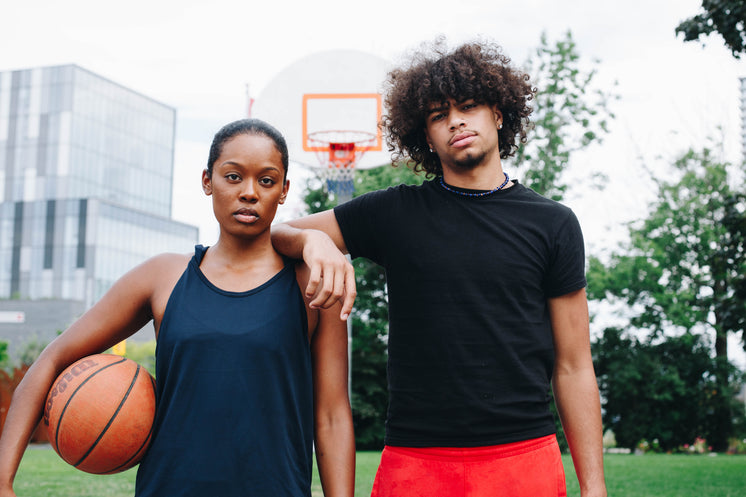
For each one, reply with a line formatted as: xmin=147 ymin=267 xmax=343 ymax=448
xmin=587 ymin=144 xmax=746 ymax=450
xmin=515 ymin=30 xmax=617 ymax=201
xmin=0 ymin=341 xmax=9 ymax=371
xmin=593 ymin=326 xmax=744 ymax=451
xmin=676 ymin=0 xmax=746 ymax=58
xmin=302 ymin=164 xmax=425 ymax=449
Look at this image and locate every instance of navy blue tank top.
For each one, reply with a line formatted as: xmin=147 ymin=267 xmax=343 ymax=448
xmin=135 ymin=245 xmax=313 ymax=497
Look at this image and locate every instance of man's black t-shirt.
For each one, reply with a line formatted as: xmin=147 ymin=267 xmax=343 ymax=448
xmin=334 ymin=179 xmax=586 ymax=447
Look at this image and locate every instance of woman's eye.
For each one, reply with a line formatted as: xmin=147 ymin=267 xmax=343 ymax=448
xmin=259 ymin=177 xmax=276 ymax=186
xmin=226 ymin=173 xmax=240 ymax=181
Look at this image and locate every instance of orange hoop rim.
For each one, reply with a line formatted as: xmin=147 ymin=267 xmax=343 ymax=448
xmin=307 ymin=130 xmax=378 ymax=152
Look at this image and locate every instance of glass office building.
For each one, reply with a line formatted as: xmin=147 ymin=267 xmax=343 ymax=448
xmin=0 ymin=64 xmax=197 ymax=307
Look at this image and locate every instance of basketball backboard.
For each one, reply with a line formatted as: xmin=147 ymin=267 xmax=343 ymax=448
xmin=252 ymin=49 xmax=391 ymax=170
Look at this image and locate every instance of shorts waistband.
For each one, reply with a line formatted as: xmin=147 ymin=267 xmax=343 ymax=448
xmin=384 ymin=435 xmax=558 ymax=462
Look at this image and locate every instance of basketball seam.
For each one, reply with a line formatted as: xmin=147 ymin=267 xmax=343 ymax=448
xmin=71 ymin=361 xmax=141 ymax=469
xmin=105 ymin=373 xmax=156 ymax=473
xmin=54 ymin=356 xmax=129 ymax=457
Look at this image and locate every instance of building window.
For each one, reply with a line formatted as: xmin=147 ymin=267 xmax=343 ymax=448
xmin=44 ymin=200 xmax=55 ymax=269
xmin=76 ymin=198 xmax=86 ymax=268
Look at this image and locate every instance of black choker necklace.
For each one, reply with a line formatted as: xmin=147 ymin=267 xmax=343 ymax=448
xmin=439 ymin=172 xmax=510 ymax=197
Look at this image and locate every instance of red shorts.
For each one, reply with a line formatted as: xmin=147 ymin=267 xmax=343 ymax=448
xmin=370 ymin=435 xmax=566 ymax=497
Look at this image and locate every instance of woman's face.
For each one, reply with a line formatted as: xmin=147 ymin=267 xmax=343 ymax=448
xmin=202 ymin=133 xmax=289 ymax=239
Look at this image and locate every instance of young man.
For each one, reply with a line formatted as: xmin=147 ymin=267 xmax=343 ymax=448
xmin=273 ymin=40 xmax=606 ymax=497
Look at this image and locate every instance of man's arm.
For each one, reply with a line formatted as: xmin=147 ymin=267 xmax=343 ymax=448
xmin=549 ymin=288 xmax=607 ymax=497
xmin=272 ymin=210 xmax=356 ymax=320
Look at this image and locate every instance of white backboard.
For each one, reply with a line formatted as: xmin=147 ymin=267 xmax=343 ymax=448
xmin=252 ymin=50 xmax=391 ymax=170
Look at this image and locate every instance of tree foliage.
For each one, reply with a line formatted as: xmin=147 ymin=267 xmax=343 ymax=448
xmin=588 ymin=147 xmax=746 ymax=353
xmin=587 ymin=144 xmax=746 ymax=450
xmin=514 ymin=30 xmax=617 ymax=201
xmin=593 ymin=327 xmax=744 ymax=451
xmin=676 ymin=0 xmax=746 ymax=58
xmin=0 ymin=341 xmax=9 ymax=371
xmin=122 ymin=340 xmax=157 ymax=377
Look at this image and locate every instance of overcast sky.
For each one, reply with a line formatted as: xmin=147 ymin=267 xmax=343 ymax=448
xmin=3 ymin=0 xmax=742 ymax=239
xmin=4 ymin=1 xmax=745 ymax=361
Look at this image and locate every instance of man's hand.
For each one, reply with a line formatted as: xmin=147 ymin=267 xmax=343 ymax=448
xmin=302 ymin=230 xmax=357 ymax=320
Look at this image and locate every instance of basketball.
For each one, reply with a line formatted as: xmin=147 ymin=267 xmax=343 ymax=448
xmin=43 ymin=353 xmax=156 ymax=474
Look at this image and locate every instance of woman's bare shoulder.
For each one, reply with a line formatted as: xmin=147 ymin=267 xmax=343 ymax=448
xmin=144 ymin=252 xmax=192 ymax=282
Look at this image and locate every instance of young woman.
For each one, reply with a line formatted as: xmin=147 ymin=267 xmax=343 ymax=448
xmin=0 ymin=119 xmax=355 ymax=497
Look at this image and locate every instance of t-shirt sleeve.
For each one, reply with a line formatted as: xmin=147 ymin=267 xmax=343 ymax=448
xmin=333 ymin=188 xmax=391 ymax=264
xmin=544 ymin=208 xmax=587 ymax=298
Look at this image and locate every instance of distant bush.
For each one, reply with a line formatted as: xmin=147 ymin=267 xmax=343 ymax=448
xmin=122 ymin=340 xmax=156 ymax=377
xmin=0 ymin=341 xmax=9 ymax=371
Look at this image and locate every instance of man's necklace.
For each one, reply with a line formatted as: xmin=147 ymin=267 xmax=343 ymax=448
xmin=439 ymin=172 xmax=510 ymax=197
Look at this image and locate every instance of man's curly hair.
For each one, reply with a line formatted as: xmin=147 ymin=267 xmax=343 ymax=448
xmin=380 ymin=39 xmax=535 ymax=177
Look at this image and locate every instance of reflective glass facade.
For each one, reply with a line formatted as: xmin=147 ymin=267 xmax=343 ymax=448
xmin=0 ymin=65 xmax=197 ymax=306
xmin=0 ymin=65 xmax=174 ymax=216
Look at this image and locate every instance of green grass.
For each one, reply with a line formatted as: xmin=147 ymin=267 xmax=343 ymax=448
xmin=15 ymin=445 xmax=746 ymax=496
xmin=587 ymin=453 xmax=746 ymax=497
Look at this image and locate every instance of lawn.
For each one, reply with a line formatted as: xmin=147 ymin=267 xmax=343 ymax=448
xmin=14 ymin=444 xmax=746 ymax=496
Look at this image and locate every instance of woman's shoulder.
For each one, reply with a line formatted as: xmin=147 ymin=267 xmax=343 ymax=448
xmin=142 ymin=251 xmax=192 ymax=271
xmin=128 ymin=252 xmax=192 ymax=288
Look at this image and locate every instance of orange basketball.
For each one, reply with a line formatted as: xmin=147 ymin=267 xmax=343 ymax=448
xmin=44 ymin=353 xmax=156 ymax=474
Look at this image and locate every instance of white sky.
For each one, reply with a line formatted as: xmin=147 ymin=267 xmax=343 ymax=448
xmin=4 ymin=0 xmax=746 ymax=363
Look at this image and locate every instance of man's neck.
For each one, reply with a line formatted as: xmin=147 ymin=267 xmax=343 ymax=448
xmin=441 ymin=159 xmax=508 ymax=190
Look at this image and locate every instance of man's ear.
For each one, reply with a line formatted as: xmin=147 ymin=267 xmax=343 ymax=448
xmin=424 ymin=129 xmax=433 ymax=151
xmin=492 ymin=106 xmax=503 ymax=128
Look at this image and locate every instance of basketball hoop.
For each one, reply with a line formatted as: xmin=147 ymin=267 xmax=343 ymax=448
xmin=307 ymin=130 xmax=377 ymax=201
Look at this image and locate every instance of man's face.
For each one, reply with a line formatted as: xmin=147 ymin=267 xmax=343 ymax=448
xmin=424 ymin=98 xmax=503 ymax=171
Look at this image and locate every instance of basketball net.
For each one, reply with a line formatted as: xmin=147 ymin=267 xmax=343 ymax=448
xmin=308 ymin=130 xmax=377 ymax=201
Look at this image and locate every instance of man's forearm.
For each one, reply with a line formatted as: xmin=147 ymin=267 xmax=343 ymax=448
xmin=271 ymin=223 xmax=307 ymax=259
xmin=553 ymin=368 xmax=607 ymax=497
xmin=271 ymin=221 xmax=356 ymax=317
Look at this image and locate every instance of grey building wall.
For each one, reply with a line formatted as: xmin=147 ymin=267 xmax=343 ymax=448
xmin=0 ymin=299 xmax=85 ymax=361
xmin=0 ymin=299 xmax=155 ymax=364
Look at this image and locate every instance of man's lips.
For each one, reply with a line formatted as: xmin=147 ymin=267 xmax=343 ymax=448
xmin=449 ymin=132 xmax=476 ymax=148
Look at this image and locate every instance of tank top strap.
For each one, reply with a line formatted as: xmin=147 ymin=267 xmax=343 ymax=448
xmin=193 ymin=244 xmax=208 ymax=265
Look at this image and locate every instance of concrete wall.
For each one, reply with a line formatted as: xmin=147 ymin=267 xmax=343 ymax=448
xmin=0 ymin=299 xmax=154 ymax=364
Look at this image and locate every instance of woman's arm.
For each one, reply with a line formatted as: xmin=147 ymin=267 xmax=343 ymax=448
xmin=0 ymin=256 xmax=171 ymax=496
xmin=310 ymin=301 xmax=355 ymax=497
